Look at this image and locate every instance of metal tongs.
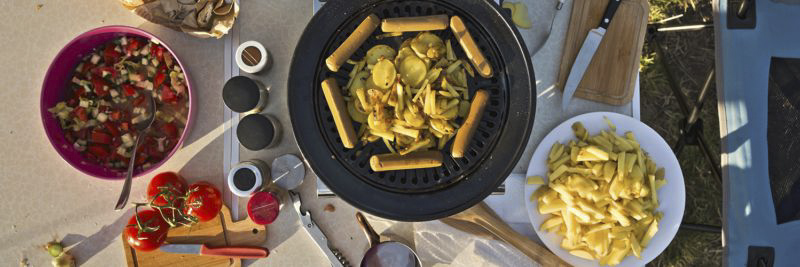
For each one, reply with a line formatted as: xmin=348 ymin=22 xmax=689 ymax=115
xmin=289 ymin=191 xmax=350 ymax=267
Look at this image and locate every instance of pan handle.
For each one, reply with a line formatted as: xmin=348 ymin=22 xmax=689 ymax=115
xmin=356 ymin=212 xmax=381 ymax=248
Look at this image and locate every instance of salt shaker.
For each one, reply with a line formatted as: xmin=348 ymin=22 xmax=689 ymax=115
xmin=223 ymin=76 xmax=269 ymax=114
xmin=227 ymin=159 xmax=270 ymax=197
xmin=235 ymin=40 xmax=270 ymax=74
xmin=236 ymin=114 xmax=280 ymax=151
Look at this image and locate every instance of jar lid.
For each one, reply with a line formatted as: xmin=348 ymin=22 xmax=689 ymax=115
xmin=227 ymin=161 xmax=267 ymax=197
xmin=247 ymin=191 xmax=281 ymax=225
xmin=235 ymin=40 xmax=269 ymax=74
xmin=223 ymin=76 xmax=261 ymax=113
xmin=271 ymin=154 xmax=305 ymax=190
xmin=237 ymin=114 xmax=277 ymax=150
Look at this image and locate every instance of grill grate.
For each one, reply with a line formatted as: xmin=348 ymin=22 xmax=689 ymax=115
xmin=314 ymin=0 xmax=509 ymax=193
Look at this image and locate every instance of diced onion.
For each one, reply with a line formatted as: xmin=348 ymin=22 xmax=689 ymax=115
xmin=90 ymin=54 xmax=101 ymax=64
xmin=96 ymin=113 xmax=108 ymax=122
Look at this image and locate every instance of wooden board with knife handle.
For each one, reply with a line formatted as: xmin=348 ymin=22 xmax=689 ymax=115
xmin=122 ymin=205 xmax=267 ymax=267
xmin=557 ymin=0 xmax=649 ymax=106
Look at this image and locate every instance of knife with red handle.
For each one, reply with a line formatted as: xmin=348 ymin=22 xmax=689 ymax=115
xmin=159 ymin=244 xmax=269 ymax=259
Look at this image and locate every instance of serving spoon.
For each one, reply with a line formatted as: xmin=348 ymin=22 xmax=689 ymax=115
xmin=115 ymin=94 xmax=157 ymax=210
xmin=447 ymin=201 xmax=570 ymax=267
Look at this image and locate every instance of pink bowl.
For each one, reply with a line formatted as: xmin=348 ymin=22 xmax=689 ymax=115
xmin=40 ymin=26 xmax=195 ymax=180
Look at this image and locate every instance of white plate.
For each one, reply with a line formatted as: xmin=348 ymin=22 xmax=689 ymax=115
xmin=524 ymin=112 xmax=685 ymax=267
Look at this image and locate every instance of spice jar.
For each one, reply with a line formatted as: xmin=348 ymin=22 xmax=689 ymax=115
xmin=236 ymin=114 xmax=280 ymax=151
xmin=247 ymin=190 xmax=282 ymax=225
xmin=235 ymin=40 xmax=270 ymax=74
xmin=227 ymin=159 xmax=270 ymax=197
xmin=223 ymin=76 xmax=268 ymax=114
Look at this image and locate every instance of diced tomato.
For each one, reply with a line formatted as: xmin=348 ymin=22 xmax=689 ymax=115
xmin=88 ymin=145 xmax=110 ymax=158
xmin=136 ymin=151 xmax=148 ymax=165
xmin=91 ymin=66 xmax=117 ymax=79
xmin=144 ymin=139 xmax=164 ymax=161
xmin=80 ymin=63 xmax=95 ymax=77
xmin=92 ymin=77 xmax=109 ymax=96
xmin=136 ymin=137 xmax=148 ymax=154
xmin=66 ymin=98 xmax=78 ymax=107
xmin=73 ymin=107 xmax=88 ymax=121
xmin=65 ymin=131 xmax=76 ymax=144
xmin=151 ymin=44 xmax=165 ymax=61
xmin=160 ymin=85 xmax=177 ymax=104
xmin=122 ymin=84 xmax=137 ymax=96
xmin=126 ymin=38 xmax=140 ymax=56
xmin=104 ymin=45 xmax=121 ymax=64
xmin=120 ymin=122 xmax=130 ymax=132
xmin=73 ymin=87 xmax=86 ymax=98
xmin=76 ymin=128 xmax=89 ymax=140
xmin=90 ymin=130 xmax=112 ymax=144
xmin=133 ymin=95 xmax=146 ymax=107
xmin=111 ymin=149 xmax=128 ymax=163
xmin=162 ymin=122 xmax=178 ymax=138
xmin=104 ymin=121 xmax=120 ymax=137
xmin=110 ymin=111 xmax=121 ymax=121
xmin=154 ymin=72 xmax=166 ymax=89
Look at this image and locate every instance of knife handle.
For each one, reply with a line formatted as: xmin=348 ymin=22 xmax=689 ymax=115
xmin=200 ymin=245 xmax=270 ymax=259
xmin=598 ymin=0 xmax=622 ymax=29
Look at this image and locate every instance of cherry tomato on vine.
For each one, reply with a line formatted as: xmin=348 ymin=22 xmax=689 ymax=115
xmin=183 ymin=182 xmax=223 ymax=222
xmin=147 ymin=172 xmax=188 ymax=207
xmin=123 ymin=209 xmax=169 ymax=251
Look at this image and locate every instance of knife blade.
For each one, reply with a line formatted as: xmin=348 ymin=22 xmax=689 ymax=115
xmin=561 ymin=0 xmax=623 ymax=111
xmin=159 ymin=244 xmax=269 ymax=259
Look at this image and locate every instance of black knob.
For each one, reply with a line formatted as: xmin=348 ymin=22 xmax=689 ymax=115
xmin=223 ymin=76 xmax=263 ymax=113
xmin=237 ymin=114 xmax=278 ymax=150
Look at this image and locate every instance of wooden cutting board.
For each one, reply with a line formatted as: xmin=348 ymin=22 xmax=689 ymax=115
xmin=122 ymin=205 xmax=267 ymax=267
xmin=557 ymin=0 xmax=649 ymax=105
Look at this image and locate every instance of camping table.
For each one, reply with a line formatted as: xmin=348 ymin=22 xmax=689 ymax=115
xmin=230 ymin=0 xmax=640 ymax=265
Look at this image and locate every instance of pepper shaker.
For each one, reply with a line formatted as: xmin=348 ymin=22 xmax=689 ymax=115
xmin=227 ymin=159 xmax=270 ymax=197
xmin=236 ymin=113 xmax=280 ymax=151
xmin=223 ymin=76 xmax=269 ymax=114
xmin=228 ymin=159 xmax=282 ymax=225
xmin=235 ymin=40 xmax=270 ymax=74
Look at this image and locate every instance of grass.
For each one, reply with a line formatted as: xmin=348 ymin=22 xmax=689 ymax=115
xmin=640 ymin=0 xmax=723 ymax=266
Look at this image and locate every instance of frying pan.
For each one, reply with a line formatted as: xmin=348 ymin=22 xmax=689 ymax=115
xmin=288 ymin=0 xmax=535 ymax=221
xmin=356 ymin=212 xmax=421 ymax=267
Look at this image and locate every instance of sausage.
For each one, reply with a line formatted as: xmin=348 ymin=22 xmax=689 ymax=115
xmin=451 ymin=89 xmax=489 ymax=158
xmin=326 ymin=14 xmax=380 ymax=72
xmin=449 ymin=16 xmax=493 ymax=78
xmin=321 ymin=78 xmax=357 ymax=148
xmin=370 ymin=150 xmax=443 ymax=172
xmin=381 ymin=15 xmax=449 ymax=32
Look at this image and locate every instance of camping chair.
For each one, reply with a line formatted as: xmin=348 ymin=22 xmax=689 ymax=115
xmin=714 ymin=0 xmax=800 ymax=266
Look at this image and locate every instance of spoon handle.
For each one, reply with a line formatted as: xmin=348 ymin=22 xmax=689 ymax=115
xmin=114 ymin=133 xmax=144 ymax=210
